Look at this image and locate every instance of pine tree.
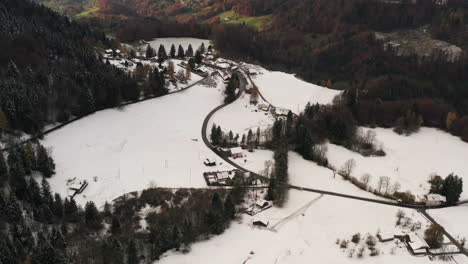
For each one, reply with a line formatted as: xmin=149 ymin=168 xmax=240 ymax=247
xmin=6 ymin=194 xmax=22 ymax=222
xmin=19 ymin=145 xmax=32 ymax=175
xmin=171 ymin=225 xmax=181 ymax=250
xmin=188 ymin=58 xmax=196 ymax=70
xmin=145 ymin=44 xmax=154 ymax=59
xmin=224 ymin=193 xmax=236 ymax=221
xmin=53 ymin=193 xmax=64 ymax=218
xmin=8 ymin=147 xmax=27 ymax=199
xmin=266 ymin=174 xmax=278 ymax=201
xmin=441 ymin=173 xmax=463 ymax=204
xmin=198 ymin=43 xmax=206 ymax=54
xmin=0 ymin=151 xmax=8 ymax=186
xmin=111 ymin=215 xmax=122 ymax=235
xmin=85 ymin=201 xmax=101 ymax=230
xmin=194 ymin=50 xmax=202 ymax=64
xmin=41 ymin=177 xmax=53 ymax=206
xmin=64 ymin=198 xmax=79 ymax=222
xmin=177 ymin=45 xmax=185 ymax=58
xmin=186 ymin=44 xmax=194 ymax=57
xmin=170 ymin=44 xmax=176 ymax=58
xmin=49 ymin=228 xmax=66 ymax=250
xmin=28 ymin=178 xmax=42 ymax=207
xmin=36 ymin=145 xmax=55 ymax=178
xmin=126 ymin=240 xmax=138 ymax=264
xmin=32 ymin=233 xmax=66 ymax=264
xmin=158 ymin=44 xmax=167 ymax=60
xmin=206 ymin=193 xmax=225 ymax=235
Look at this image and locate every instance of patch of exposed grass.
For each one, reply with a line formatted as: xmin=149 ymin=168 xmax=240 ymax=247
xmin=218 ymin=10 xmax=272 ymax=31
xmin=75 ymin=7 xmax=100 ymax=18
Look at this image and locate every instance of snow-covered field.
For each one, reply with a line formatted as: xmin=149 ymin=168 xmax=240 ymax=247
xmin=144 ymin=37 xmax=211 ymax=52
xmin=252 ymin=68 xmax=341 ymax=114
xmin=209 ymin=92 xmax=275 ymax=138
xmin=429 ymin=205 xmax=468 ymax=243
xmin=326 ymin=127 xmax=468 ymax=199
xmin=158 ymin=189 xmax=454 ymax=264
xmin=40 ymin=77 xmax=231 ymax=207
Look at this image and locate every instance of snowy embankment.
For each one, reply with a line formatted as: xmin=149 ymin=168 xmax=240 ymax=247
xmin=40 ymin=77 xmax=231 ymax=207
xmin=158 ymin=189 xmax=448 ymax=264
xmin=144 ymin=37 xmax=211 ymax=52
xmin=326 ymin=127 xmax=468 ymax=200
xmin=252 ymin=67 xmax=341 ymax=114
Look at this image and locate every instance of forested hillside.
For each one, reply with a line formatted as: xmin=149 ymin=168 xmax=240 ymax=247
xmin=0 ymin=0 xmax=139 ymax=135
xmin=212 ymin=0 xmax=468 ymax=141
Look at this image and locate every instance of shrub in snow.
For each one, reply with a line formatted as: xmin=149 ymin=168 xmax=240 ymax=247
xmin=351 ymin=233 xmax=361 ymax=244
xmin=366 ymin=235 xmax=376 ymax=249
xmin=370 ymin=248 xmax=380 ymax=256
xmin=357 ymin=246 xmax=365 ymax=258
xmin=340 ymin=240 xmax=349 ymax=249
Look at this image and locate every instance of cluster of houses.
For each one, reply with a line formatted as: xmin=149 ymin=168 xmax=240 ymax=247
xmin=376 ymin=230 xmax=436 ymax=256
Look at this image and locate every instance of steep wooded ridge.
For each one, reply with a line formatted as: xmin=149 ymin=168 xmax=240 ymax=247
xmin=0 ymin=0 xmax=139 ymax=135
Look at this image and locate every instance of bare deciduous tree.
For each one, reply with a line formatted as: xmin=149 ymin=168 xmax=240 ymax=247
xmin=360 ymin=173 xmax=371 ymax=188
xmin=340 ymin=159 xmax=356 ymax=179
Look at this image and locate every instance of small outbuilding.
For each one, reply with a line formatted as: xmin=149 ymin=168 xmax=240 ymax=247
xmin=252 ymin=219 xmax=269 ymax=228
xmin=258 ymin=103 xmax=270 ymax=112
xmin=246 ymin=199 xmax=272 ymax=216
xmin=377 ymin=232 xmax=394 ymax=242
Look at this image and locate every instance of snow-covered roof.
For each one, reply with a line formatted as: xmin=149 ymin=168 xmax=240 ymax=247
xmin=255 ymin=199 xmax=270 ymax=208
xmin=408 ymin=233 xmax=429 ymax=250
xmin=230 ymin=147 xmax=243 ymax=154
xmin=378 ymin=232 xmax=394 ymax=240
xmin=105 ymin=49 xmax=113 ymax=53
xmin=217 ymin=171 xmax=233 ymax=180
xmin=427 ymin=194 xmax=446 ymax=202
xmin=275 ymin=107 xmax=290 ymax=116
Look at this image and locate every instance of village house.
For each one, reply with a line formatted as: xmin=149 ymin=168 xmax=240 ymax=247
xmin=424 ymin=194 xmax=446 ymax=206
xmin=257 ymin=103 xmax=270 ymax=112
xmin=274 ymin=107 xmax=290 ymax=117
xmin=407 ymin=233 xmax=430 ymax=255
xmin=229 ymin=147 xmax=243 ymax=158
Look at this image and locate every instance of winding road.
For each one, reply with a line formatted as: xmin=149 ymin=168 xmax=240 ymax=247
xmin=200 ymin=65 xmax=468 ymax=258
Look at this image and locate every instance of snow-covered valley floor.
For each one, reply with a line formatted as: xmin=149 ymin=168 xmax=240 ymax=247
xmin=41 ymin=78 xmax=231 ymax=207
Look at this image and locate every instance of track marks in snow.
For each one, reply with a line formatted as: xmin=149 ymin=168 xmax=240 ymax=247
xmin=269 ymin=194 xmax=324 ymax=231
